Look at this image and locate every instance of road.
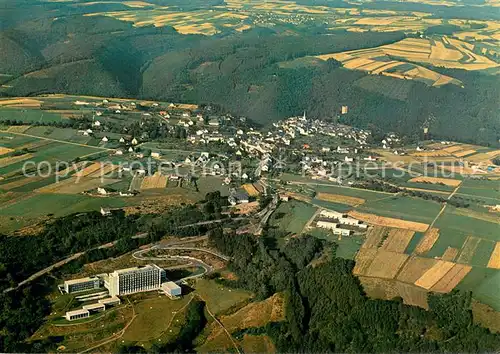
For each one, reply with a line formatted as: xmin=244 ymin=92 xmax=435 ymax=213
xmin=177 ymin=217 xmax=246 ymax=229
xmin=132 ymin=244 xmax=230 ymax=281
xmin=3 ymin=252 xmax=85 ymax=293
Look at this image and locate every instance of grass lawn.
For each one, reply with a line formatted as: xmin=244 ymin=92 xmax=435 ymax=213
xmin=122 ymin=295 xmax=192 ymax=343
xmin=193 ymin=278 xmax=252 ymax=315
xmin=270 ymin=200 xmax=317 ymax=234
xmin=310 ymin=228 xmax=363 ymax=260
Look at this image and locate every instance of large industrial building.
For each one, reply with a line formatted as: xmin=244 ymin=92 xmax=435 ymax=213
xmin=64 ymin=276 xmax=101 ymax=294
xmin=105 ymin=264 xmax=164 ymax=297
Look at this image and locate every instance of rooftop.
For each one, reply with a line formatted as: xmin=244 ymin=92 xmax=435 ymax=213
xmin=64 ymin=277 xmax=99 ymax=285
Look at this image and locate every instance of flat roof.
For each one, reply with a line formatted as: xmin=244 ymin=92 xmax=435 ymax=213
xmin=99 ymin=296 xmax=121 ymax=304
xmin=162 ymin=281 xmax=181 ymax=291
xmin=64 ymin=277 xmax=98 ymax=285
xmin=66 ymin=309 xmax=90 ymax=316
xmin=83 ymin=303 xmax=105 ymax=310
xmin=112 ymin=264 xmax=161 ymax=275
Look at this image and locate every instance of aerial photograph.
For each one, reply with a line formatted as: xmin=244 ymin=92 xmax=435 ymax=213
xmin=0 ymin=0 xmax=499 ymax=352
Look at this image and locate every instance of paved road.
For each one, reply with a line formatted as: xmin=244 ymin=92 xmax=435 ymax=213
xmin=3 ymin=252 xmax=85 ymax=293
xmin=178 ymin=217 xmax=246 ymax=229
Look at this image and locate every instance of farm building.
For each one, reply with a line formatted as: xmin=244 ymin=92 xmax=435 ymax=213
xmin=317 ymin=220 xmax=339 ymax=230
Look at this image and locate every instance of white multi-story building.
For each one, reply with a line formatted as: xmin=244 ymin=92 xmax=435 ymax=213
xmin=105 ymin=265 xmax=164 ymax=297
xmin=64 ymin=277 xmax=101 ymax=294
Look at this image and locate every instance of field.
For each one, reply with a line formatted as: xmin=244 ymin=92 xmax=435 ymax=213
xmin=434 ymin=207 xmax=499 ymax=241
xmin=316 ymin=192 xmax=365 ymax=206
xmin=348 ymin=210 xmax=429 ymax=232
xmin=140 ymin=172 xmax=168 ymax=190
xmin=408 ymin=176 xmax=462 ymax=187
xmin=487 ymin=243 xmax=500 ymax=269
xmin=270 ymin=200 xmax=317 ymax=235
xmin=355 ymin=196 xmax=441 ymax=225
xmin=242 ymin=183 xmax=260 ymax=197
xmin=121 ymin=295 xmax=193 ymax=343
xmin=414 ymin=228 xmax=440 ymax=255
xmin=362 ymin=226 xmax=388 ymax=249
xmin=315 ymin=36 xmax=498 ymax=86
xmin=192 ymin=278 xmax=253 ymax=315
xmin=380 ymin=228 xmax=415 ymax=253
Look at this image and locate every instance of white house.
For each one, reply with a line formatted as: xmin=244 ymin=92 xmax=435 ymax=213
xmin=151 ymin=152 xmax=160 ymax=158
xmin=101 ymin=136 xmax=108 ymax=142
xmin=131 ymin=138 xmax=138 ymax=145
xmin=97 ymin=187 xmax=107 ymax=195
xmin=93 ymin=120 xmax=101 ymax=127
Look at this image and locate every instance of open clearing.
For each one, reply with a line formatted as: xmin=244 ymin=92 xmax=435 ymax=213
xmin=348 ymin=210 xmax=429 ymax=232
xmin=193 ymin=279 xmax=252 ymax=315
xmin=219 ymin=293 xmax=284 ymax=332
xmin=316 ymin=192 xmax=365 ymax=206
xmin=122 ymin=295 xmax=192 ymax=342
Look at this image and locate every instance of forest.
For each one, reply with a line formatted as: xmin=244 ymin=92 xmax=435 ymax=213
xmin=0 ymin=8 xmax=498 ymax=146
xmin=207 ymin=227 xmax=500 ymax=352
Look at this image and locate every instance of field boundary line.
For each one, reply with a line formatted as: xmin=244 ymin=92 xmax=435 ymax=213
xmin=0 ymin=130 xmax=114 ymax=151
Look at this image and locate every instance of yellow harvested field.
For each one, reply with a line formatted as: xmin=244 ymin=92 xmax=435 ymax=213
xmin=412 ymin=150 xmax=450 ymax=157
xmin=242 ymin=183 xmax=259 ymax=197
xmin=86 ymin=163 xmax=119 ymax=177
xmin=362 ymin=226 xmax=388 ymax=249
xmin=364 ymin=250 xmax=409 ymax=279
xmin=430 ymin=264 xmax=472 ymax=293
xmin=441 ymin=145 xmax=465 ymax=153
xmin=453 ymin=149 xmax=477 ymax=157
xmin=0 ymin=98 xmax=42 ymax=107
xmin=74 ymin=162 xmax=103 ymax=178
xmin=0 ymin=176 xmax=44 ymax=191
xmin=56 ymin=161 xmax=86 ymax=176
xmin=36 ymin=176 xmax=118 ymax=194
xmin=316 ymin=192 xmax=365 ymax=206
xmin=371 ymin=61 xmax=403 ymax=74
xmin=353 ymin=248 xmax=377 ymax=275
xmin=355 ymin=17 xmax=396 ymax=25
xmin=397 ymin=256 xmax=438 ymax=284
xmin=380 ymin=228 xmax=415 ymax=253
xmin=343 ymin=58 xmax=375 ymax=69
xmin=487 ymin=242 xmax=500 ymax=269
xmin=348 ymin=211 xmax=429 ymax=232
xmin=414 ymin=260 xmax=455 ymax=290
xmin=175 ymin=23 xmax=217 ymax=35
xmin=408 ymin=176 xmax=462 ymax=187
xmin=141 ymin=172 xmax=167 ymax=190
xmin=415 ymin=228 xmax=440 ymax=254
xmin=0 ymin=153 xmax=33 ymax=168
xmin=441 ymin=247 xmax=459 ymax=262
xmin=430 ymin=40 xmax=463 ymax=61
xmin=0 ymin=147 xmax=13 ymax=155
xmin=457 ymin=236 xmax=481 ymax=264
xmin=6 ymin=125 xmax=31 ymax=133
